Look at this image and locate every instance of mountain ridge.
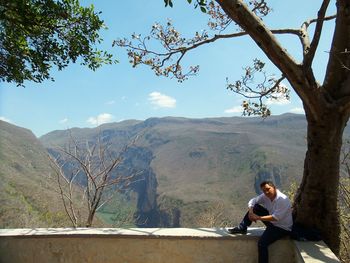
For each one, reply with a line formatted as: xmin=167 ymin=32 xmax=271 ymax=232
xmin=3 ymin=113 xmax=342 ymax=227
xmin=40 ymin=113 xmax=309 ymax=226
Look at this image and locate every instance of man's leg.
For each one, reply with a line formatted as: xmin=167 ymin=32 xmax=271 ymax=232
xmin=238 ymin=204 xmax=270 ymax=230
xmin=229 ymin=204 xmax=270 ymax=234
xmin=257 ymin=225 xmax=290 ymax=263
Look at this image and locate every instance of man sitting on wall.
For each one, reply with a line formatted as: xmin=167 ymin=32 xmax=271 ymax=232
xmin=228 ymin=181 xmax=293 ymax=263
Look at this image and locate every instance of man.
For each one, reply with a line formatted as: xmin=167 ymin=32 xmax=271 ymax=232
xmin=228 ymin=181 xmax=293 ymax=263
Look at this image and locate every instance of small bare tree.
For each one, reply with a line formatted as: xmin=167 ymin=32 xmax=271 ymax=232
xmin=195 ymin=202 xmax=231 ymax=228
xmin=48 ymin=131 xmax=139 ymax=227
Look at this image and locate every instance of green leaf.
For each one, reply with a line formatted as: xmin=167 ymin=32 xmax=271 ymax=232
xmin=200 ymin=6 xmax=206 ymax=13
xmin=164 ymin=0 xmax=173 ymax=7
xmin=199 ymin=0 xmax=207 ymax=6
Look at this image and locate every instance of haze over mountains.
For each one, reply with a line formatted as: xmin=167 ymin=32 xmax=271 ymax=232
xmin=1 ymin=113 xmax=338 ymax=228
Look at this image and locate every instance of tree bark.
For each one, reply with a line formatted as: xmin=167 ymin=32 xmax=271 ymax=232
xmin=293 ymin=108 xmax=348 ymax=254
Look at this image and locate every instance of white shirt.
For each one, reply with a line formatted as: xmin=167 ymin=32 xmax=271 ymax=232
xmin=248 ymin=189 xmax=293 ymax=231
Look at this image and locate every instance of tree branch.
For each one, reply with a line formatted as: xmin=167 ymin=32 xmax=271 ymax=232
xmin=48 ymin=154 xmax=78 ymax=227
xmin=324 ymin=0 xmax=350 ymax=100
xmin=216 ymin=0 xmax=322 ymax=118
xmin=303 ymin=0 xmax=331 ymax=70
xmin=226 ymin=57 xmax=289 ymax=117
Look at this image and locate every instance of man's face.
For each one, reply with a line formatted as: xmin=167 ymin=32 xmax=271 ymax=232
xmin=261 ymin=184 xmax=277 ymax=201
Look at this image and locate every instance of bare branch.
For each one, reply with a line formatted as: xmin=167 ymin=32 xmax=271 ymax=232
xmin=324 ymin=0 xmax=350 ymax=98
xmin=299 ymin=14 xmax=336 ymax=61
xmin=207 ymin=0 xmax=233 ymax=32
xmin=115 ymin=6 xmax=336 ymax=85
xmin=48 ymin=154 xmax=78 ymax=227
xmin=95 ymin=193 xmax=116 ymax=212
xmin=115 ymin=20 xmax=308 ymax=84
xmin=59 ymin=145 xmax=98 ymax=190
xmin=100 ymin=171 xmax=144 ymax=189
xmin=303 ymin=0 xmax=331 ymax=69
xmin=115 ymin=12 xmax=283 ymax=82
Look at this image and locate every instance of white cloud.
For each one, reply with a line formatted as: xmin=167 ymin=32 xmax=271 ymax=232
xmin=224 ymin=106 xmax=243 ymax=114
xmin=148 ymin=92 xmax=176 ymax=108
xmin=289 ymin=107 xmax=305 ymax=114
xmin=59 ymin=118 xmax=69 ymax=124
xmin=105 ymin=100 xmax=115 ymax=105
xmin=266 ymin=95 xmax=290 ymax=105
xmin=0 ymin=116 xmax=12 ymax=123
xmin=87 ymin=113 xmax=114 ymax=126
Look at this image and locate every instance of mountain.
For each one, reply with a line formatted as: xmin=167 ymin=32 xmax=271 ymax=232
xmin=40 ymin=113 xmax=312 ymax=227
xmin=0 ymin=120 xmax=73 ymax=227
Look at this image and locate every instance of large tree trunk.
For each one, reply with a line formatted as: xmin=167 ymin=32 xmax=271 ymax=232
xmin=293 ymin=109 xmax=348 ymax=254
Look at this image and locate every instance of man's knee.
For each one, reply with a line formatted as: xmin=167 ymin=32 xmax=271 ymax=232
xmin=253 ymin=204 xmax=269 ymax=216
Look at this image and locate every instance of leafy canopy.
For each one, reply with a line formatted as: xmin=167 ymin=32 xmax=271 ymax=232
xmin=0 ymin=0 xmax=115 ymax=86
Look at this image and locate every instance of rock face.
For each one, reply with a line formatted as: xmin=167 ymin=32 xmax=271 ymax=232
xmin=118 ymin=146 xmax=159 ymax=227
xmin=118 ymin=146 xmax=181 ymax=227
xmin=253 ymin=166 xmax=283 ymax=194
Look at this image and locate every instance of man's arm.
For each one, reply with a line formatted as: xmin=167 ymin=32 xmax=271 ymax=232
xmin=248 ymin=209 xmax=277 ymax=222
xmin=258 ymin=215 xmax=277 ymax=222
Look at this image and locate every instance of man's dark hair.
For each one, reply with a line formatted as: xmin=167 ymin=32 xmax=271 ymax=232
xmin=260 ymin=181 xmax=276 ymax=188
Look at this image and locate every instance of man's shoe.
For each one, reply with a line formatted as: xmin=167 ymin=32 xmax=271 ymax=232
xmin=228 ymin=227 xmax=247 ymax=234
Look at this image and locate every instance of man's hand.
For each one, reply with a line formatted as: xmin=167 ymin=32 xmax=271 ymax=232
xmin=248 ymin=210 xmax=260 ymax=222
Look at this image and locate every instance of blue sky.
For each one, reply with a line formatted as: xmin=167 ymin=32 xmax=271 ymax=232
xmin=0 ymin=1 xmax=336 ymax=137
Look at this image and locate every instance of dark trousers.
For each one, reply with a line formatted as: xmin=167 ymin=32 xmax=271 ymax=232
xmin=239 ymin=204 xmax=291 ymax=263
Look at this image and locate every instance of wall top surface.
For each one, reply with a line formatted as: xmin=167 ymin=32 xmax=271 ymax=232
xmin=0 ymin=227 xmax=265 ymax=239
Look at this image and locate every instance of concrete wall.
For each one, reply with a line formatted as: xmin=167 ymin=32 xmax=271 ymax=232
xmin=0 ymin=228 xmax=338 ymax=263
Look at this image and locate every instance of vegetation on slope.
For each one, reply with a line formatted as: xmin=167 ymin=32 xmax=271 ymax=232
xmin=0 ymin=120 xmax=72 ymax=227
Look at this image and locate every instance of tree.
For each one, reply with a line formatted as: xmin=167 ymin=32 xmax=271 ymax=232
xmin=0 ymin=0 xmax=114 ymax=86
xmin=115 ymin=0 xmax=350 ymax=253
xmin=195 ymin=202 xmax=231 ymax=228
xmin=48 ymin=131 xmax=139 ymax=227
